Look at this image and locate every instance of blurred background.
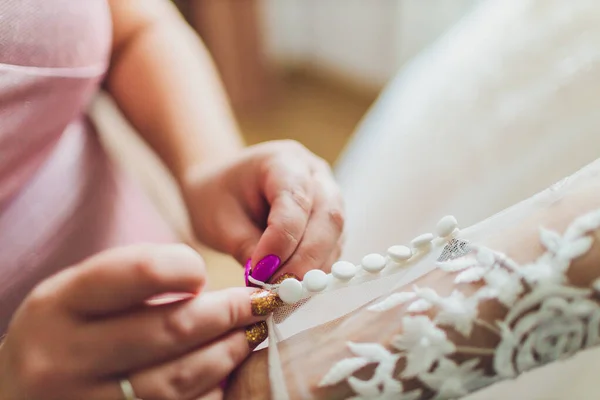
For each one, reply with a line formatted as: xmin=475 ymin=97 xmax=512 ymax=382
xmin=173 ymin=0 xmax=478 ymax=162
xmin=93 ymin=0 xmax=479 ymax=288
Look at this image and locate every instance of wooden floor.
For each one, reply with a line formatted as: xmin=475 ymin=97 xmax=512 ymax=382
xmin=93 ymin=73 xmax=375 ymax=288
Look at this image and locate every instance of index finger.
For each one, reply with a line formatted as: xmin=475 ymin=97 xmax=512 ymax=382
xmin=251 ymin=159 xmax=314 ymax=273
xmin=56 ymin=244 xmax=207 ymax=316
xmin=81 ymin=286 xmax=274 ymax=376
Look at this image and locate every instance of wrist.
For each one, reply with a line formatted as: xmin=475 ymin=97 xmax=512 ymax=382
xmin=178 ymin=158 xmax=229 ymax=242
xmin=176 ymin=144 xmax=243 ymax=190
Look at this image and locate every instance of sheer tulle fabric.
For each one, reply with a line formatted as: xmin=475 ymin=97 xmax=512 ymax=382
xmin=269 ymin=158 xmax=600 ymax=400
xmin=267 ymin=0 xmax=600 ymax=398
xmin=336 ymin=0 xmax=600 ymax=262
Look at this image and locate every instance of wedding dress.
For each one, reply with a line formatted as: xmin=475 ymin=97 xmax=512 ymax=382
xmin=249 ymin=0 xmax=600 ymax=399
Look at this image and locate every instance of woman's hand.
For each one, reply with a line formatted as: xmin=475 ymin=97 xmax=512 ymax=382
xmin=182 ymin=140 xmax=345 ymax=282
xmin=107 ymin=0 xmax=343 ymax=281
xmin=0 ymin=244 xmax=277 ymax=400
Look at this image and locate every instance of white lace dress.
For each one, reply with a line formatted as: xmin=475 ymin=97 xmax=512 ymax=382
xmin=271 ymin=0 xmax=600 ymax=398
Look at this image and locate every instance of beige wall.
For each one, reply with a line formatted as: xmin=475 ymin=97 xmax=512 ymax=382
xmin=259 ymin=0 xmax=480 ymax=90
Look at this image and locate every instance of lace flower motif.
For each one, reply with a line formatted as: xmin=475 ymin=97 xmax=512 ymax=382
xmin=521 ymin=227 xmax=594 ymax=287
xmin=392 ymin=316 xmax=456 ymax=377
xmin=520 ymin=257 xmax=568 ymax=287
xmin=494 ymin=293 xmax=600 ymax=377
xmin=367 ymin=292 xmax=416 ymax=312
xmin=418 ymin=358 xmax=493 ymax=399
xmin=540 ymin=227 xmax=594 ymax=261
xmin=407 ymin=287 xmax=480 ymax=337
xmin=319 ymin=208 xmax=600 ymax=400
xmin=319 ymin=342 xmax=422 ymax=400
xmin=476 ymin=267 xmax=524 ymax=307
xmin=434 ymin=290 xmax=479 ymax=337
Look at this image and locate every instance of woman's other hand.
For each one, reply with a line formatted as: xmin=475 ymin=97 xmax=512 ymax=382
xmin=0 ymin=244 xmax=275 ymax=400
xmin=182 ymin=140 xmax=345 ymax=282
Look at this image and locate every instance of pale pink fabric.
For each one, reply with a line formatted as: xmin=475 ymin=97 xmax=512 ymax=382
xmin=0 ymin=0 xmax=175 ymax=333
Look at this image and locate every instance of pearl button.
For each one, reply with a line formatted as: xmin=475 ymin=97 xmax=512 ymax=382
xmin=303 ymin=269 xmax=328 ymax=292
xmin=436 ymin=215 xmax=458 ymax=237
xmin=361 ymin=253 xmax=386 ymax=273
xmin=278 ymin=278 xmax=304 ymax=304
xmin=411 ymin=233 xmax=434 ymax=248
xmin=331 ymin=261 xmax=357 ymax=281
xmin=387 ymin=245 xmax=412 ymax=262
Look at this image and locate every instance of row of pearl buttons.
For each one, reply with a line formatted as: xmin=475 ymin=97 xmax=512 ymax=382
xmin=276 ymin=215 xmax=459 ymax=304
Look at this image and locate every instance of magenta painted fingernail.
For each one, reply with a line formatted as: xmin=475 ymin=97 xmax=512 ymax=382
xmin=253 ymin=255 xmax=281 ymax=282
xmin=245 ymin=255 xmax=281 ymax=287
xmin=244 ymin=258 xmax=253 ymax=287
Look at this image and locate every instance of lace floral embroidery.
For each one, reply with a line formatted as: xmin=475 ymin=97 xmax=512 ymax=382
xmin=318 ymin=209 xmax=600 ymax=399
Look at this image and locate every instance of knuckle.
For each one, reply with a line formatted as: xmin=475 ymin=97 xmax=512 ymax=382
xmin=270 ymin=221 xmax=301 ymax=248
xmin=261 ymin=140 xmax=304 ymax=165
xmin=223 ymin=335 xmax=249 ymax=370
xmin=162 ymin=310 xmax=195 ymax=344
xmin=17 ymin=352 xmax=59 ymax=396
xmin=328 ymin=207 xmax=346 ymax=233
xmin=223 ymin=297 xmax=242 ymax=328
xmin=298 ymin=247 xmax=322 ymax=268
xmin=163 ymin=363 xmax=196 ymax=400
xmin=280 ymin=139 xmax=306 ymax=153
xmin=132 ymin=253 xmax=165 ymax=287
xmin=286 ymin=187 xmax=312 ymax=215
xmin=25 ymin=286 xmax=51 ymax=312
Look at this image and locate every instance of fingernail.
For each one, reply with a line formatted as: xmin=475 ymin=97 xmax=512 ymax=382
xmin=250 ymin=289 xmax=284 ymax=316
xmin=246 ymin=321 xmax=268 ymax=350
xmin=253 ymin=254 xmax=281 ymax=281
xmin=246 ymin=255 xmax=281 ymax=287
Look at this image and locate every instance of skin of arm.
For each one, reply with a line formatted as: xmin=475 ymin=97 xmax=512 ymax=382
xmin=105 ymin=0 xmax=244 ymax=185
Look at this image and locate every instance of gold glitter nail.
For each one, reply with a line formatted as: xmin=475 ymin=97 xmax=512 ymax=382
xmin=250 ymin=289 xmax=284 ymax=316
xmin=245 ymin=321 xmax=268 ymax=350
xmin=272 ymin=272 xmax=299 ymax=284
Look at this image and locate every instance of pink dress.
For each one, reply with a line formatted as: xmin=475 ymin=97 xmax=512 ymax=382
xmin=0 ymin=0 xmax=175 ymax=333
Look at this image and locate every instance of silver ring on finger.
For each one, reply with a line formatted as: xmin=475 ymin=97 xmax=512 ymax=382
xmin=119 ymin=378 xmax=137 ymax=400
